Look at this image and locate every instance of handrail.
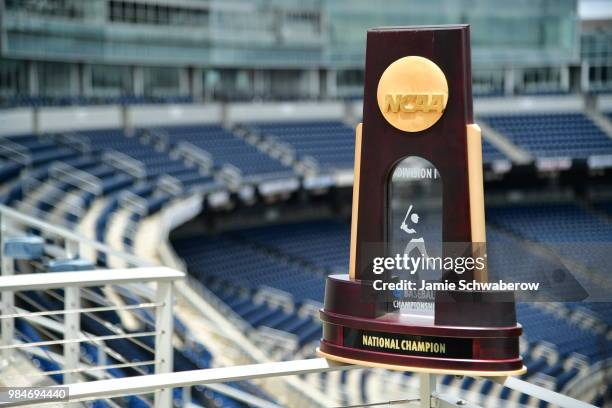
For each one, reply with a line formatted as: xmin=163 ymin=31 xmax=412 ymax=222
xmin=62 ymin=359 xmax=355 ymax=405
xmin=102 ymin=149 xmax=147 ymax=179
xmin=50 ymin=162 xmax=102 ymax=195
xmin=3 ymin=358 xmax=598 ymax=408
xmin=0 ymin=267 xmax=184 ymax=292
xmin=174 ymin=141 xmax=214 ymax=171
xmin=0 ymin=138 xmax=31 ymax=166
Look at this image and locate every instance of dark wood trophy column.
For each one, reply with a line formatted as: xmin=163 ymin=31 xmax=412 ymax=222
xmin=318 ymin=25 xmax=525 ymax=375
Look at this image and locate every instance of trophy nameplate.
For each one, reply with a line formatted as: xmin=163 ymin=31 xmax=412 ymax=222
xmin=318 ymin=26 xmax=525 ymax=375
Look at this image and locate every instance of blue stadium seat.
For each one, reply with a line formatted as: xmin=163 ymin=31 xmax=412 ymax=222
xmin=4 ymin=236 xmax=45 ymax=260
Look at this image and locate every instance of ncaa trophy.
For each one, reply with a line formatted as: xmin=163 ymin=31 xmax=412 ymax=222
xmin=318 ymin=25 xmax=525 ymax=375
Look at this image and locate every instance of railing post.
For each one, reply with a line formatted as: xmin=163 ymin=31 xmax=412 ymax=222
xmin=155 ymin=281 xmax=174 ymax=408
xmin=0 ymin=212 xmax=15 ymax=366
xmin=420 ymin=373 xmax=437 ymax=408
xmin=64 ymin=286 xmax=81 ymax=385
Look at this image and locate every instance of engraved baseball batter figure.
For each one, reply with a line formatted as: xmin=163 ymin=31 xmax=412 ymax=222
xmin=401 ymin=204 xmax=429 ymax=260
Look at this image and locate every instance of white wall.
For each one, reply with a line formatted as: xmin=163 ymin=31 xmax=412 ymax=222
xmin=0 ymin=95 xmax=594 ymax=138
xmin=39 ymin=106 xmax=123 ymax=132
xmin=0 ymin=109 xmax=34 ymax=136
xmin=474 ymin=95 xmax=585 ymax=114
xmin=129 ymin=104 xmax=223 ymax=127
xmin=226 ymin=101 xmax=345 ymax=123
xmin=597 ymin=95 xmax=612 ymax=112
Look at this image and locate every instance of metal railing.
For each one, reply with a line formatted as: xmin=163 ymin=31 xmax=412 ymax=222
xmin=0 ymin=203 xmax=334 ymax=407
xmin=0 ymin=202 xmax=182 ymax=407
xmin=0 ymin=267 xmax=183 ymax=408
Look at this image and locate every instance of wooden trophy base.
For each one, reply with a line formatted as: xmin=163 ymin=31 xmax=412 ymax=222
xmin=318 ymin=274 xmax=526 ymax=376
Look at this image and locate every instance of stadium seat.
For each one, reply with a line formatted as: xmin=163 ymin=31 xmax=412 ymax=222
xmin=3 ymin=236 xmax=45 ymax=260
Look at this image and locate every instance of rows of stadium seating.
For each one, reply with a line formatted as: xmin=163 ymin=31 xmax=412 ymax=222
xmin=0 ymin=124 xmax=359 ymax=220
xmin=482 ymin=113 xmax=612 ymax=160
xmin=157 ymin=125 xmax=294 ymax=179
xmin=0 ymin=128 xmax=285 ymax=258
xmin=173 ymin=234 xmax=326 ymax=302
xmin=243 ymin=121 xmax=356 ymax=172
xmin=3 ymin=235 xmax=268 ymax=407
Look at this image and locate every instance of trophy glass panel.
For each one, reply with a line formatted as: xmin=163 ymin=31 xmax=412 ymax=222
xmin=387 ymin=156 xmax=442 ymax=319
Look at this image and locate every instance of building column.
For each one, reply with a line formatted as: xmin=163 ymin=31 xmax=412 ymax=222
xmin=325 ymin=69 xmax=337 ymax=99
xmin=306 ymin=69 xmax=320 ymax=99
xmin=560 ymin=66 xmax=570 ymax=92
xmin=27 ymin=60 xmax=38 ymax=96
xmin=503 ymin=68 xmax=515 ymax=96
xmin=133 ymin=66 xmax=144 ymax=96
xmin=580 ymin=61 xmax=590 ymax=93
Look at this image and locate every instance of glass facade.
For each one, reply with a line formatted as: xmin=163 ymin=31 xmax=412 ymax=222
xmin=89 ymin=64 xmax=132 ymax=96
xmin=2 ymin=0 xmax=579 ymax=68
xmin=325 ymin=0 xmax=579 ymax=68
xmin=0 ymin=0 xmax=603 ymax=101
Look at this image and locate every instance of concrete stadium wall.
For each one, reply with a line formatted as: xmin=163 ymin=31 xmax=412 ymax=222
xmin=38 ymin=106 xmax=123 ymax=132
xmin=344 ymin=96 xmax=586 ymax=121
xmin=0 ymin=109 xmax=34 ymax=136
xmin=129 ymin=104 xmax=223 ymax=127
xmin=226 ymin=101 xmax=345 ymax=124
xmin=597 ymin=95 xmax=612 ymax=112
xmin=474 ymin=95 xmax=585 ymax=114
xmin=0 ymin=95 xmax=597 ymax=137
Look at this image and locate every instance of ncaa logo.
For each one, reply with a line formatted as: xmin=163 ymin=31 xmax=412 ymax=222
xmin=377 ymin=56 xmax=449 ymax=132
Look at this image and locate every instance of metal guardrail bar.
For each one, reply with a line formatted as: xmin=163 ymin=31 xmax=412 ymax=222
xmin=0 ymin=331 xmax=160 ymax=351
xmin=11 ymin=360 xmax=159 ymax=380
xmin=0 ymin=301 xmax=161 ymax=320
xmin=500 ymin=376 xmax=597 ymax=408
xmin=102 ymin=150 xmax=147 ymax=179
xmin=0 ymin=268 xmax=184 ymax=292
xmin=50 ymin=162 xmax=102 ymax=195
xmin=3 ymin=358 xmax=598 ymax=408
xmin=65 ymin=358 xmax=357 ymax=403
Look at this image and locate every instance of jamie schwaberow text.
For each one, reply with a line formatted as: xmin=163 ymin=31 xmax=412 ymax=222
xmin=373 ymin=279 xmax=540 ymax=292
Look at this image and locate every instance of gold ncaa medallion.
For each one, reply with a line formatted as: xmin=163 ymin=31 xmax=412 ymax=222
xmin=377 ymin=56 xmax=449 ymax=132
